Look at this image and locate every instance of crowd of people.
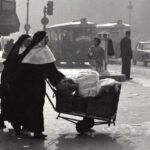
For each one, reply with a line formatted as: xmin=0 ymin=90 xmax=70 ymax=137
xmin=0 ymin=30 xmax=132 ymax=140
xmin=88 ymin=31 xmax=132 ymax=80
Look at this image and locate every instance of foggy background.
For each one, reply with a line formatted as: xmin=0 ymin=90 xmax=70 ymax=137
xmin=16 ymin=0 xmax=150 ymax=46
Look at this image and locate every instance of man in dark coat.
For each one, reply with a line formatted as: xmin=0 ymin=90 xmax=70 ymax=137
xmin=120 ymin=31 xmax=133 ymax=80
xmin=107 ymin=38 xmax=114 ymax=57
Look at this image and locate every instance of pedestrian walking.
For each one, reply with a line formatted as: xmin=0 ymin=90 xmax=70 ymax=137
xmin=2 ymin=31 xmax=67 ymax=139
xmin=0 ymin=34 xmax=32 ymax=129
xmin=120 ymin=31 xmax=133 ymax=80
xmin=88 ymin=37 xmax=106 ymax=74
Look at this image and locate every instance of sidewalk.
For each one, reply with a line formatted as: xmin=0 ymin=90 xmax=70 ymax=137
xmin=0 ymin=68 xmax=150 ymax=150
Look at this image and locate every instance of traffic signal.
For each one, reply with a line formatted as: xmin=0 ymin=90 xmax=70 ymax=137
xmin=47 ymin=1 xmax=53 ymax=15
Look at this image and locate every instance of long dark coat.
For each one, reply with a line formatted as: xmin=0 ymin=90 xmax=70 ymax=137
xmin=2 ymin=62 xmax=65 ymax=132
xmin=107 ymin=38 xmax=114 ymax=56
xmin=120 ymin=37 xmax=132 ymax=79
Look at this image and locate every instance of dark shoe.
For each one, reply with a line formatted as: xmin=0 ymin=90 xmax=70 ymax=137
xmin=126 ymin=77 xmax=133 ymax=80
xmin=0 ymin=122 xmax=6 ymax=129
xmin=34 ymin=132 xmax=47 ymax=139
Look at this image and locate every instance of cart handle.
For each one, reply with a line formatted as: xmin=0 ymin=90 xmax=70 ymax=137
xmin=45 ymin=79 xmax=57 ymax=111
xmin=46 ymin=79 xmax=57 ymax=94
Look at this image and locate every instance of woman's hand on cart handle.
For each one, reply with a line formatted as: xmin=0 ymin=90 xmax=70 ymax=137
xmin=56 ymin=78 xmax=78 ymax=95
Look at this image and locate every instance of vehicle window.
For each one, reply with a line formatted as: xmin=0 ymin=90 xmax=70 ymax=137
xmin=58 ymin=32 xmax=62 ymax=41
xmin=54 ymin=32 xmax=58 ymax=41
xmin=50 ymin=31 xmax=55 ymax=41
xmin=143 ymin=43 xmax=150 ymax=50
xmin=73 ymin=28 xmax=93 ymax=42
xmin=74 ymin=28 xmax=92 ymax=38
xmin=70 ymin=30 xmax=74 ymax=41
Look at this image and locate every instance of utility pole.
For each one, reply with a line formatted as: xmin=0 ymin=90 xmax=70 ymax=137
xmin=128 ymin=1 xmax=133 ymax=26
xmin=24 ymin=0 xmax=31 ymax=34
xmin=41 ymin=6 xmax=49 ymax=31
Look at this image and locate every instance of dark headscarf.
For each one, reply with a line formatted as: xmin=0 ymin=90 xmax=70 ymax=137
xmin=1 ymin=34 xmax=31 ymax=84
xmin=21 ymin=31 xmax=46 ymax=58
xmin=17 ymin=31 xmax=46 ymax=63
xmin=4 ymin=34 xmax=31 ymax=66
xmin=31 ymin=31 xmax=46 ymax=47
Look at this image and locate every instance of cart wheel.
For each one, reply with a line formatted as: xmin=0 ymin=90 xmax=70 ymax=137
xmin=76 ymin=121 xmax=89 ymax=134
xmin=83 ymin=117 xmax=95 ymax=129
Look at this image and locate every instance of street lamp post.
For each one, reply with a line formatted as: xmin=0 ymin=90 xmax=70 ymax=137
xmin=41 ymin=6 xmax=49 ymax=31
xmin=128 ymin=1 xmax=133 ymax=26
xmin=24 ymin=0 xmax=31 ymax=34
xmin=41 ymin=1 xmax=53 ymax=31
xmin=26 ymin=0 xmax=29 ymax=27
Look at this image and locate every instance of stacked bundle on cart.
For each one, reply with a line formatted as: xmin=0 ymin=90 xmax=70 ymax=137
xmin=55 ymin=70 xmax=121 ymax=119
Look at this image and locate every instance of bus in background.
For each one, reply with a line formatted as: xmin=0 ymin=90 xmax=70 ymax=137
xmin=97 ymin=20 xmax=130 ymax=58
xmin=46 ymin=18 xmax=97 ymax=66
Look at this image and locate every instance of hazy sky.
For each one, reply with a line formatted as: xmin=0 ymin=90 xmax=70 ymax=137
xmin=16 ymin=0 xmax=46 ymax=33
xmin=16 ymin=0 xmax=129 ymax=33
xmin=16 ymin=0 xmax=144 ymax=37
xmin=16 ymin=0 xmax=81 ymax=33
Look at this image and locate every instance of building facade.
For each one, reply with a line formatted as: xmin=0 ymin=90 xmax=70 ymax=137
xmin=0 ymin=0 xmax=20 ymax=35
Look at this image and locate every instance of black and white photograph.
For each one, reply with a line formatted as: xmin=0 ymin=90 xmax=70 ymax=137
xmin=0 ymin=0 xmax=150 ymax=149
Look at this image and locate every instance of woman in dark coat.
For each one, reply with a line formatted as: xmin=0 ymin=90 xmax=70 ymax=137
xmin=0 ymin=34 xmax=32 ymax=129
xmin=4 ymin=31 xmax=65 ymax=139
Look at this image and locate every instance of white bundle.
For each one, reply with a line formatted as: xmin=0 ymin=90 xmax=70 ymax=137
xmin=76 ymin=70 xmax=99 ymax=98
xmin=97 ymin=78 xmax=120 ymax=94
